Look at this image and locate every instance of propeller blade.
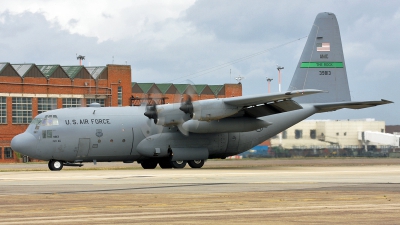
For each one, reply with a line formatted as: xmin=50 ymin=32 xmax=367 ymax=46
xmin=177 ymin=124 xmax=189 ymax=136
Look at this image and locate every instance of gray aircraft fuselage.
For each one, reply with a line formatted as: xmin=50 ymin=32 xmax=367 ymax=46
xmin=16 ymin=104 xmax=317 ymax=163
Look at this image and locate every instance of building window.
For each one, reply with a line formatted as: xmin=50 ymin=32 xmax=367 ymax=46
xmin=62 ymin=98 xmax=81 ymax=108
xmin=4 ymin=147 xmax=13 ymax=159
xmin=344 ymin=132 xmax=347 ymax=136
xmin=12 ymin=97 xmax=32 ymax=124
xmin=295 ymin=129 xmax=303 ymax=139
xmin=282 ymin=130 xmax=287 ymax=139
xmin=310 ymin=129 xmax=316 ymax=139
xmin=86 ymin=99 xmax=105 ymax=107
xmin=118 ymin=86 xmax=122 ymax=106
xmin=38 ymin=98 xmax=57 ymax=114
xmin=0 ymin=147 xmax=2 ymax=159
xmin=0 ymin=97 xmax=6 ymax=124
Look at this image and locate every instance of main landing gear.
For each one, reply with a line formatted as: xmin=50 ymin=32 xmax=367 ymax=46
xmin=187 ymin=160 xmax=204 ymax=168
xmin=141 ymin=160 xmax=158 ymax=169
xmin=140 ymin=159 xmax=205 ymax=169
xmin=48 ymin=160 xmax=64 ymax=171
xmin=47 ymin=160 xmax=83 ymax=171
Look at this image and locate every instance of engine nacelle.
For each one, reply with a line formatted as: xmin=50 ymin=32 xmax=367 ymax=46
xmin=154 ymin=103 xmax=190 ymax=126
xmin=192 ymin=99 xmax=240 ymax=121
xmin=182 ymin=117 xmax=271 ymax=133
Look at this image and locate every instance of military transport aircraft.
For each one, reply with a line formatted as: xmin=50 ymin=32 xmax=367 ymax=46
xmin=11 ymin=12 xmax=392 ymax=170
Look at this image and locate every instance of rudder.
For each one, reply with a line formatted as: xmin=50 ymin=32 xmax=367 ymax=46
xmin=288 ymin=12 xmax=351 ymax=103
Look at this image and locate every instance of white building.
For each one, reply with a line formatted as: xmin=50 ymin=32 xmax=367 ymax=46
xmin=271 ymin=119 xmax=385 ymax=150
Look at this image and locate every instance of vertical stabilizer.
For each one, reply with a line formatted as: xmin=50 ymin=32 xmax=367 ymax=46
xmin=288 ymin=12 xmax=351 ymax=103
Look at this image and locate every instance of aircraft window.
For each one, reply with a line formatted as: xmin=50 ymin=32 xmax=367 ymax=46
xmin=47 ymin=130 xmax=52 ymax=138
xmin=41 ymin=115 xmax=59 ymax=126
xmin=42 ymin=130 xmax=46 ymax=139
xmin=53 ymin=115 xmax=59 ymax=125
xmin=30 ymin=118 xmax=43 ymax=125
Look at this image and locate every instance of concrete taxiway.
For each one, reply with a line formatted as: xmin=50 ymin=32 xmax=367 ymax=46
xmin=1 ymin=166 xmax=400 ymax=195
xmin=1 ymin=160 xmax=400 ymax=224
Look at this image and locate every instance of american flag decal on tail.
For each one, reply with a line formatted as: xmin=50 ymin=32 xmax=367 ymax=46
xmin=317 ymin=43 xmax=330 ymax=51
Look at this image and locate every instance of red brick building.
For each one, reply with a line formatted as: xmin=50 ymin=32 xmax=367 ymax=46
xmin=0 ymin=62 xmax=242 ymax=162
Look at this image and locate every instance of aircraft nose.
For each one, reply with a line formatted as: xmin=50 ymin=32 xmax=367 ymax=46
xmin=11 ymin=133 xmax=37 ymax=156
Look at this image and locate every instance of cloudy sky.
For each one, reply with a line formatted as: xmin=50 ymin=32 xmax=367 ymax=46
xmin=0 ymin=0 xmax=399 ymax=124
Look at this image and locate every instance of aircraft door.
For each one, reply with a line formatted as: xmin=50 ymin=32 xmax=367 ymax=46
xmin=77 ymin=138 xmax=90 ymax=158
xmin=209 ymin=133 xmax=228 ymax=156
xmin=218 ymin=133 xmax=228 ymax=152
xmin=226 ymin=132 xmax=240 ymax=154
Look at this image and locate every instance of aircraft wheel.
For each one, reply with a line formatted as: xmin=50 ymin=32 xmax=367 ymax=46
xmin=141 ymin=161 xmax=158 ymax=169
xmin=48 ymin=160 xmax=64 ymax=171
xmin=171 ymin=160 xmax=187 ymax=169
xmin=159 ymin=160 xmax=173 ymax=169
xmin=188 ymin=160 xmax=204 ymax=168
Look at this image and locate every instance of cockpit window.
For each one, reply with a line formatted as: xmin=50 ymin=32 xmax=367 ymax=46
xmin=30 ymin=118 xmax=43 ymax=125
xmin=40 ymin=115 xmax=59 ymax=126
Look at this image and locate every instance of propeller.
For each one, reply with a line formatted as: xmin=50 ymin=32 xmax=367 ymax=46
xmin=179 ymin=95 xmax=193 ymax=118
xmin=177 ymin=82 xmax=202 ymax=135
xmin=142 ymin=81 xmax=202 ymax=137
xmin=142 ymin=99 xmax=163 ymax=137
xmin=144 ymin=100 xmax=158 ymax=124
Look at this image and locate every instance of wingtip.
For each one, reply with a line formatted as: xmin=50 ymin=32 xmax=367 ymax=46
xmin=381 ymin=99 xmax=394 ymax=104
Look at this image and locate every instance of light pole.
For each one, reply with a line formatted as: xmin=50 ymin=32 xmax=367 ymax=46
xmin=276 ymin=65 xmax=284 ymax=148
xmin=266 ymin=77 xmax=273 ymax=93
xmin=235 ymin=76 xmax=244 ymax=84
xmin=277 ymin=65 xmax=284 ymax=92
xmin=77 ymin=55 xmax=85 ymax=66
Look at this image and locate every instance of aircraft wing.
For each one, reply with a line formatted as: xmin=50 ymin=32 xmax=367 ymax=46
xmin=223 ymin=89 xmax=323 ymax=107
xmin=220 ymin=89 xmax=323 ymax=118
xmin=313 ymin=99 xmax=393 ymax=113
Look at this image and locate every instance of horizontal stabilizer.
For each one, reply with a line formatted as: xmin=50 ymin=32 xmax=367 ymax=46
xmin=314 ymin=99 xmax=393 ymax=113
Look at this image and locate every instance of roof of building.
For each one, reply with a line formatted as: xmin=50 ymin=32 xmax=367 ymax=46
xmin=174 ymin=84 xmax=191 ymax=94
xmin=0 ymin=63 xmax=19 ymax=77
xmin=137 ymin=83 xmax=155 ymax=94
xmin=193 ymin=85 xmax=207 ymax=94
xmin=0 ymin=63 xmax=7 ymax=73
xmin=12 ymin=64 xmax=33 ymax=78
xmin=208 ymin=85 xmax=224 ymax=95
xmin=61 ymin=66 xmax=84 ymax=79
xmin=155 ymin=83 xmax=173 ymax=94
xmin=36 ymin=65 xmax=59 ymax=78
xmin=11 ymin=64 xmax=46 ymax=78
xmin=85 ymin=66 xmax=107 ymax=79
xmin=131 ymin=83 xmax=228 ymax=95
